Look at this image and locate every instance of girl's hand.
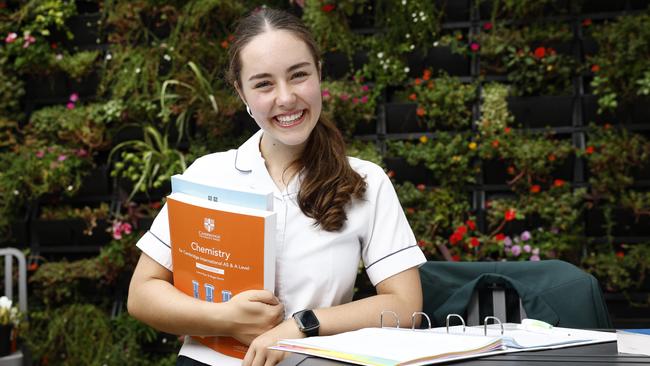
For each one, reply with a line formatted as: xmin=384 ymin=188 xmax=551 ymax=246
xmin=228 ymin=290 xmax=285 ymax=345
xmin=242 ymin=319 xmax=304 ymax=366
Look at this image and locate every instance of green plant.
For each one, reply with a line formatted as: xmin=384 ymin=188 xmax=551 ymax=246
xmin=321 ymin=77 xmax=376 ymax=138
xmin=53 ymin=50 xmax=99 ymax=80
xmin=588 ymin=13 xmax=650 ymax=112
xmin=356 ymin=36 xmax=410 ymax=98
xmin=302 ymin=0 xmax=361 ymax=55
xmin=478 ymin=82 xmax=514 ymax=134
xmin=39 ymin=203 xmax=111 ymax=235
xmin=347 ymin=140 xmax=383 ymax=167
xmin=109 ymin=125 xmax=187 ymax=199
xmin=0 ymin=296 xmax=23 ymax=327
xmin=583 ymin=243 xmax=650 ymax=293
xmin=476 ymin=0 xmax=565 ymax=21
xmin=388 ymin=132 xmax=479 ymax=187
xmin=375 ymin=0 xmax=442 ymax=52
xmin=503 ymin=45 xmax=576 ymax=96
xmin=397 ymin=70 xmax=477 ymax=130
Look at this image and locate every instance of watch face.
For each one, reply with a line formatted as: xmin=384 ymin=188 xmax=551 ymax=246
xmin=296 ymin=310 xmax=319 ymax=331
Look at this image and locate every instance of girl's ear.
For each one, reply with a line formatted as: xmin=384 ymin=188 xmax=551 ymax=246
xmin=234 ymin=82 xmax=247 ymax=104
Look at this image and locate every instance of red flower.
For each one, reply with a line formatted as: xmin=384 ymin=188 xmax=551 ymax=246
xmin=416 ymin=183 xmax=426 ymax=191
xmin=530 ymin=184 xmax=541 ymax=193
xmin=451 ymin=254 xmax=461 ymax=262
xmin=533 ymin=47 xmax=546 ymax=59
xmin=491 ymin=139 xmax=500 ymax=148
xmin=423 ymin=69 xmax=432 ymax=81
xmin=456 ymin=225 xmax=467 ymax=236
xmin=616 ymin=251 xmax=625 ymax=259
xmin=28 ymin=262 xmax=39 ymax=271
xmin=220 ymin=40 xmax=229 ymax=49
xmin=591 ymin=64 xmax=600 ymax=73
xmin=507 ymin=166 xmax=516 ymax=175
xmin=406 ymin=207 xmax=415 ymax=214
xmin=582 ymin=18 xmax=592 ymax=27
xmin=504 ymin=209 xmax=516 ymax=222
xmin=417 ymin=239 xmax=427 ymax=248
xmin=548 ymin=154 xmax=556 ymax=161
xmin=604 ymin=123 xmax=612 ymax=130
xmin=466 ymin=219 xmax=476 ymax=231
xmin=585 ymin=146 xmax=595 ymax=154
xmin=504 ymin=127 xmax=512 ymax=134
xmin=415 ymin=78 xmax=422 ymax=85
xmin=408 ymin=93 xmax=417 ymax=101
xmin=321 ymin=3 xmax=335 ymax=12
xmin=483 ymin=22 xmax=493 ymax=31
xmin=50 ymin=42 xmax=58 ymax=49
xmin=387 ymin=170 xmax=396 ymax=178
xmin=470 ymin=237 xmax=480 ymax=247
xmin=416 ymin=107 xmax=426 ymax=117
xmin=494 ymin=233 xmax=506 ymax=241
xmin=553 ymin=179 xmax=565 ymax=187
xmin=449 ymin=232 xmax=462 ymax=245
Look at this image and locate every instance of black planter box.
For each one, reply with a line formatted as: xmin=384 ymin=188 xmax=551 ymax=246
xmin=353 ymin=119 xmax=377 ymax=135
xmin=604 ymin=292 xmax=650 ymax=328
xmin=508 ymin=96 xmax=574 ymax=128
xmin=25 ymin=73 xmax=68 ymax=101
xmin=73 ymin=165 xmax=111 ymax=199
xmin=323 ymin=51 xmax=350 ymax=80
xmin=423 ymin=47 xmax=471 ymax=77
xmin=483 ymin=159 xmax=511 ymax=186
xmin=65 ymin=13 xmax=102 ymax=47
xmin=31 ymin=218 xmax=113 ymax=247
xmin=438 ymin=0 xmax=470 ymax=22
xmin=385 ymin=103 xmax=426 ymax=134
xmin=384 ymin=157 xmax=432 ymax=185
xmin=586 ymin=207 xmax=650 ymax=237
xmin=583 ymin=96 xmax=650 ymax=125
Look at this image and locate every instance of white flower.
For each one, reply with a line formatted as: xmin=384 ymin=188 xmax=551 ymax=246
xmin=105 ymin=53 xmax=112 ymax=60
xmin=410 ymin=44 xmax=415 ymax=50
xmin=404 ymin=67 xmax=410 ymax=73
xmin=135 ymin=67 xmax=141 ymax=74
xmin=0 ymin=296 xmax=12 ymax=309
xmin=406 ymin=33 xmax=411 ymax=39
xmin=12 ymin=190 xmax=19 ymax=196
xmin=376 ymin=52 xmax=384 ymax=59
xmin=433 ymin=41 xmax=439 ymax=47
xmin=163 ymin=54 xmax=171 ymax=61
xmin=419 ymin=11 xmax=424 ymax=16
xmin=401 ymin=0 xmax=406 ymax=4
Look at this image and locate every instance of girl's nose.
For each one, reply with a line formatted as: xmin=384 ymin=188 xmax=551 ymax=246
xmin=276 ymin=82 xmax=296 ymax=107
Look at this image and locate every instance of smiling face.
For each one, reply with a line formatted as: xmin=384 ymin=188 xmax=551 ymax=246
xmin=237 ymin=29 xmax=322 ymax=153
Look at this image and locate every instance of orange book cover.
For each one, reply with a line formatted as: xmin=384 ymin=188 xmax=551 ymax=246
xmin=167 ymin=192 xmax=276 ymax=359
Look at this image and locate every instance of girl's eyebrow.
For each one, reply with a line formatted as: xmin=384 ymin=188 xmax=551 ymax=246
xmin=247 ymin=61 xmax=312 ymax=81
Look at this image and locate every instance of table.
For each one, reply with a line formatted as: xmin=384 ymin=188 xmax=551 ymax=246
xmin=278 ymin=342 xmax=650 ymax=365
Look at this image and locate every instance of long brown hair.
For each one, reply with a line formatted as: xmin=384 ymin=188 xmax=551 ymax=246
xmin=227 ymin=8 xmax=366 ymax=232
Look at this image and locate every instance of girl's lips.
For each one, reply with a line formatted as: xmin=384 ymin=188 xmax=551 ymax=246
xmin=273 ymin=109 xmax=306 ymax=128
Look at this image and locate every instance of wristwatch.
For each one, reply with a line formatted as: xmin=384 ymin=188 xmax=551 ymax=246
xmin=292 ymin=309 xmax=320 ymax=337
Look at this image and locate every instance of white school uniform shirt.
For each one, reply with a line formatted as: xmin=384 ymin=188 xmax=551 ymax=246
xmin=136 ymin=129 xmax=426 ymax=365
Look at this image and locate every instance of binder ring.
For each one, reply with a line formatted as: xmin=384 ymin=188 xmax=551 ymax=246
xmin=446 ymin=313 xmax=466 ymax=333
xmin=411 ymin=312 xmax=432 ymax=330
xmin=380 ymin=310 xmax=400 ymax=328
xmin=483 ymin=316 xmax=504 ymax=335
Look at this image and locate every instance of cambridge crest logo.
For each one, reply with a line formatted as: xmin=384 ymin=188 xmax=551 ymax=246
xmin=203 ymin=217 xmax=215 ymax=232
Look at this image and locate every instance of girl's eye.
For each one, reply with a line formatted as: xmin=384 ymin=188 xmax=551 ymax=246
xmin=254 ymin=81 xmax=271 ymax=89
xmin=292 ymin=71 xmax=309 ymax=79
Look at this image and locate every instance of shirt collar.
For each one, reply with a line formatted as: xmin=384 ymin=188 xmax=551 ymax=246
xmin=234 ymin=129 xmax=264 ymax=173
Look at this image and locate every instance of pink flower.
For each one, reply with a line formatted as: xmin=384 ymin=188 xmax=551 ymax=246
xmin=352 ymin=97 xmax=359 ymax=104
xmin=340 ymin=94 xmax=349 ymax=101
xmin=520 ymin=231 xmax=531 ymax=241
xmin=530 ymin=255 xmax=540 ymax=261
xmin=121 ymin=222 xmax=132 ymax=235
xmin=57 ymin=154 xmax=67 ymax=161
xmin=360 ymin=95 xmax=368 ymax=104
xmin=69 ymin=93 xmax=79 ymax=102
xmin=321 ymin=89 xmax=330 ymax=98
xmin=483 ymin=22 xmax=493 ymax=31
xmin=35 ymin=150 xmax=45 ymax=158
xmin=76 ymin=148 xmax=88 ymax=157
xmin=523 ymin=244 xmax=531 ymax=253
xmin=511 ymin=244 xmax=521 ymax=257
xmin=470 ymin=42 xmax=480 ymax=52
xmin=5 ymin=32 xmax=17 ymax=43
xmin=66 ymin=102 xmax=75 ymax=110
xmin=361 ymin=85 xmax=369 ymax=92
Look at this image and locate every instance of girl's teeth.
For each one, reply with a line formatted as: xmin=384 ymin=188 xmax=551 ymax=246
xmin=277 ymin=110 xmax=304 ymax=123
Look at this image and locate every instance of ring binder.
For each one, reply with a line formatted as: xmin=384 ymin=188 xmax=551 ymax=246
xmin=446 ymin=313 xmax=466 ymax=333
xmin=380 ymin=310 xmax=400 ymax=328
xmin=483 ymin=316 xmax=504 ymax=335
xmin=411 ymin=311 xmax=432 ymax=330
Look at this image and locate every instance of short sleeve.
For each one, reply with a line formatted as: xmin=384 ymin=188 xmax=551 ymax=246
xmin=136 ymin=203 xmax=173 ymax=270
xmin=360 ymin=164 xmax=426 ymax=285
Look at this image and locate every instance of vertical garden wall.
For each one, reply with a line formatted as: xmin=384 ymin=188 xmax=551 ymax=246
xmin=0 ymin=0 xmax=649 ymax=364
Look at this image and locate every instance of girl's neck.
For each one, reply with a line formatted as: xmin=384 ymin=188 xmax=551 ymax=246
xmin=259 ymin=134 xmax=305 ymax=190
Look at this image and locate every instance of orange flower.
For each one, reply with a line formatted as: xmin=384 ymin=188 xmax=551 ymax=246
xmin=408 ymin=93 xmax=417 ymax=101
xmin=491 ymin=139 xmax=500 ymax=148
xmin=507 ymin=166 xmax=516 ymax=175
xmin=423 ymin=69 xmax=432 ymax=80
xmin=591 ymin=64 xmax=600 ymax=73
xmin=407 ymin=207 xmax=415 ymax=214
xmin=416 ymin=184 xmax=426 ymax=191
xmin=604 ymin=123 xmax=611 ymax=129
xmin=616 ymin=251 xmax=625 ymax=259
xmin=220 ymin=40 xmax=229 ymax=49
xmin=553 ymin=179 xmax=565 ymax=187
xmin=416 ymin=107 xmax=426 ymax=117
xmin=582 ymin=18 xmax=592 ymax=27
xmin=387 ymin=170 xmax=396 ymax=178
xmin=548 ymin=154 xmax=556 ymax=161
xmin=530 ymin=185 xmax=541 ymax=193
xmin=415 ymin=78 xmax=422 ymax=85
